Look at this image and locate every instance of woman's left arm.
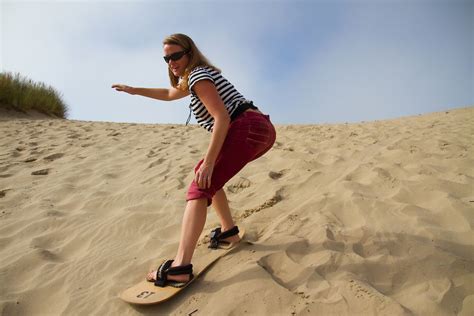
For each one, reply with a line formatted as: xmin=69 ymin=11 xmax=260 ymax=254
xmin=192 ymin=80 xmax=231 ymax=188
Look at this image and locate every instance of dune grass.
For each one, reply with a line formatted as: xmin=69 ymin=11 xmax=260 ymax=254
xmin=0 ymin=72 xmax=69 ymax=118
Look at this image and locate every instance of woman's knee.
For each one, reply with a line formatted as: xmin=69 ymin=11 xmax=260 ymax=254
xmin=186 ymin=182 xmax=214 ymax=207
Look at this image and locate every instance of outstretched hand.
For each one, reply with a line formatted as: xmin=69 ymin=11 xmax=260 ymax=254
xmin=111 ymin=84 xmax=135 ymax=95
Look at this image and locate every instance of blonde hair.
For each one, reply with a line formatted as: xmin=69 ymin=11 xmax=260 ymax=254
xmin=163 ymin=33 xmax=221 ymax=91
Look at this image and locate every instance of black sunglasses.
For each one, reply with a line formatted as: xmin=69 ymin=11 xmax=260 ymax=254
xmin=163 ymin=50 xmax=189 ymax=63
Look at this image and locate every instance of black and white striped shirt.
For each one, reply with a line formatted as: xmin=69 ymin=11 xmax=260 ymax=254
xmin=187 ymin=66 xmax=250 ymax=132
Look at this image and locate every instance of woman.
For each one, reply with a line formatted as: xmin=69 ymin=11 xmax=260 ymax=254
xmin=112 ymin=33 xmax=276 ymax=288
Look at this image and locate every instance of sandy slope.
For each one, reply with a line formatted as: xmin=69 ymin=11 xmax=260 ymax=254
xmin=0 ymin=106 xmax=473 ymax=315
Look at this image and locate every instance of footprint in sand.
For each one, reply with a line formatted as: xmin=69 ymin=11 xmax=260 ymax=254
xmin=322 ymin=239 xmax=346 ymax=253
xmin=32 ymin=169 xmax=50 ymax=175
xmin=257 ymin=240 xmax=335 ymax=302
xmin=147 ymin=158 xmax=166 ymax=169
xmin=30 ymin=235 xmax=63 ymax=262
xmin=11 ymin=150 xmax=23 ymax=158
xmin=342 ymin=279 xmax=407 ymax=314
xmin=147 ymin=149 xmax=164 ymax=158
xmin=0 ymin=189 xmax=12 ymax=198
xmin=46 ymin=210 xmax=65 ymax=217
xmin=269 ymin=170 xmax=287 ymax=180
xmin=68 ymin=133 xmax=81 ymax=139
xmin=323 ymin=226 xmax=378 ymax=258
xmin=257 ymin=247 xmax=315 ymax=292
xmin=0 ymin=165 xmax=12 ymax=173
xmin=44 ymin=153 xmax=65 ymax=161
xmin=227 ymin=177 xmax=251 ymax=193
xmin=238 ymin=189 xmax=284 ymax=219
xmin=35 ymin=248 xmax=62 ymax=262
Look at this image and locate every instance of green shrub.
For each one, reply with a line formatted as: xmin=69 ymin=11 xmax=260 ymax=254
xmin=0 ymin=72 xmax=68 ymax=118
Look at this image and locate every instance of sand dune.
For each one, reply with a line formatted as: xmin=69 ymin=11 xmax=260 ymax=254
xmin=0 ymin=106 xmax=473 ymax=315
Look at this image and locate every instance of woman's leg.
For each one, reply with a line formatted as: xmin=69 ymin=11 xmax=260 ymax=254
xmin=211 ymin=188 xmax=241 ymax=243
xmin=147 ymin=197 xmax=208 ymax=282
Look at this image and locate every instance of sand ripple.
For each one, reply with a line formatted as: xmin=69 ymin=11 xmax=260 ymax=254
xmin=1 ymin=107 xmax=473 ymax=315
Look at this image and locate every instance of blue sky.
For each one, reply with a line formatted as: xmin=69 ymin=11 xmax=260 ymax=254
xmin=2 ymin=0 xmax=473 ymax=125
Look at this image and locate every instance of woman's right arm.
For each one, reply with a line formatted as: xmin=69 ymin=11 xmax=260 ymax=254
xmin=111 ymin=84 xmax=190 ymax=101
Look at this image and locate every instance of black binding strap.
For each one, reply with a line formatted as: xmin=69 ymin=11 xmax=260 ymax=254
xmin=209 ymin=226 xmax=240 ymax=249
xmin=167 ymin=264 xmax=193 ymax=275
xmin=154 ymin=259 xmax=194 ymax=288
xmin=155 ymin=259 xmax=173 ymax=287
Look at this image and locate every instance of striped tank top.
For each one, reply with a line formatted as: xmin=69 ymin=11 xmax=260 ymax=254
xmin=186 ymin=66 xmax=251 ymax=132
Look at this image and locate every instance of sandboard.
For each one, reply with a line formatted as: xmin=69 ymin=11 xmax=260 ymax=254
xmin=119 ymin=228 xmax=245 ymax=305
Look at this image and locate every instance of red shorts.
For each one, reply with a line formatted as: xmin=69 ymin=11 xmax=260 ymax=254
xmin=186 ymin=111 xmax=277 ymax=206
